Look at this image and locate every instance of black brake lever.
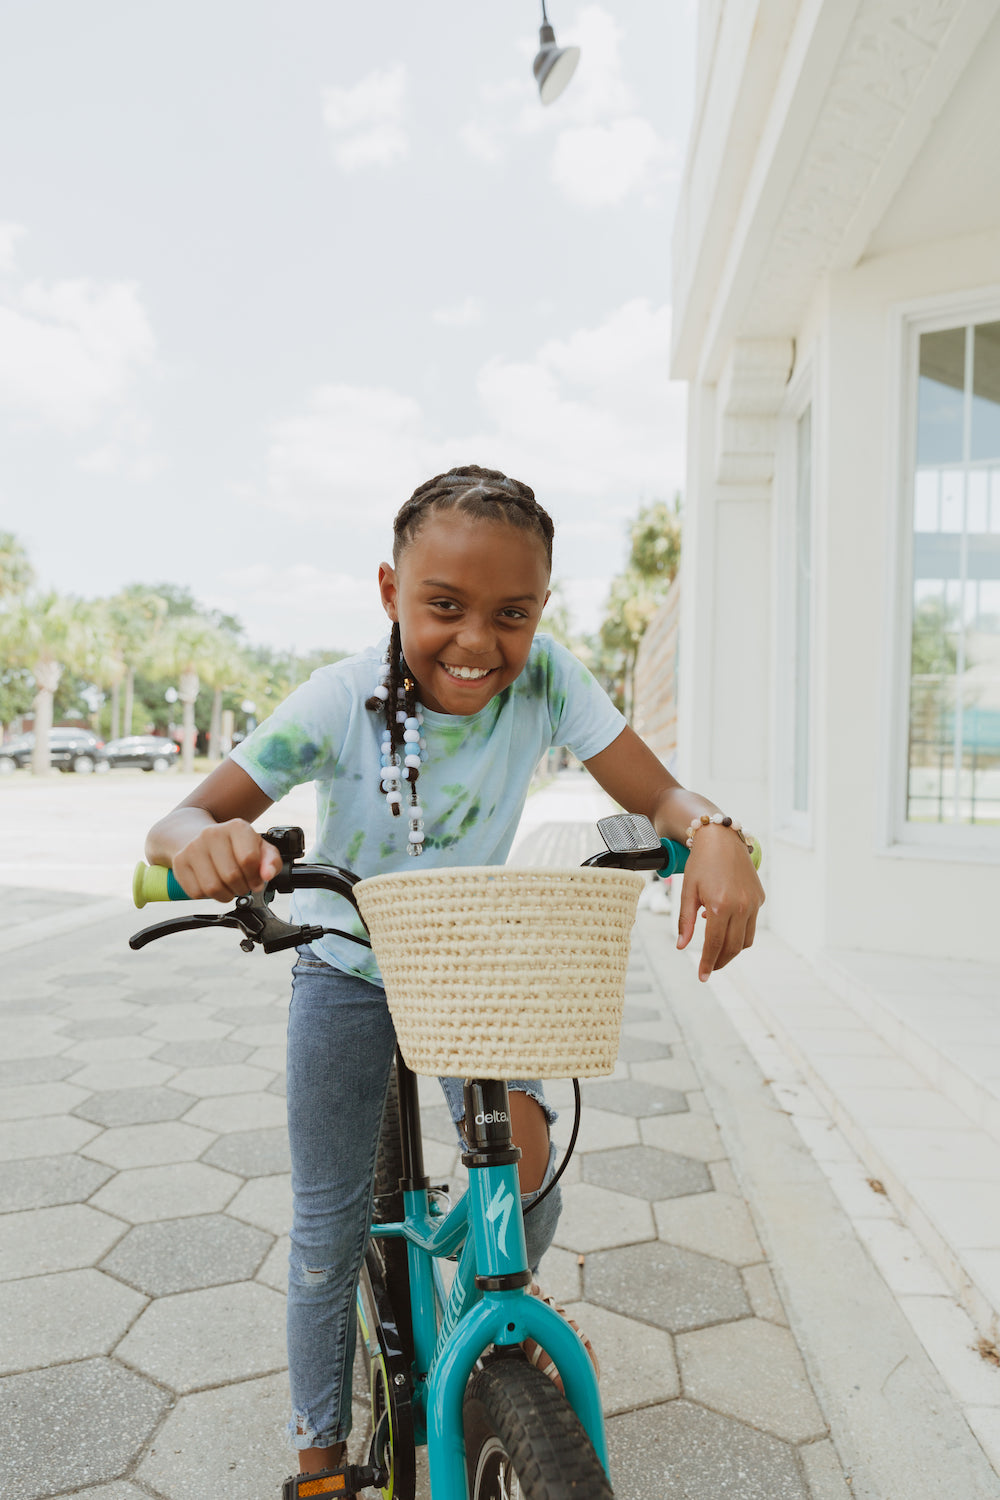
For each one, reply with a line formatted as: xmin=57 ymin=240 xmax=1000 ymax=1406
xmin=129 ymin=892 xmax=369 ymax=957
xmin=130 ymin=826 xmax=373 ymax=955
xmin=129 ymin=914 xmax=246 ymax=950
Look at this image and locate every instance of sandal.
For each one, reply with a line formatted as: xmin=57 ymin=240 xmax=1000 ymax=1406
xmin=522 ymin=1281 xmax=600 ymax=1394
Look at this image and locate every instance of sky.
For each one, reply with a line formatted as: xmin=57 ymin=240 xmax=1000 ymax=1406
xmin=1 ymin=1 xmax=695 ymax=656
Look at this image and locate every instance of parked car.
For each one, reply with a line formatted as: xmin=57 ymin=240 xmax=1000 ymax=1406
xmin=103 ymin=735 xmax=180 ymax=772
xmin=0 ymin=728 xmax=111 ymax=774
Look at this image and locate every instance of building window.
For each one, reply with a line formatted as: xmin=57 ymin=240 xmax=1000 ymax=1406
xmin=907 ymin=321 xmax=1000 ymax=826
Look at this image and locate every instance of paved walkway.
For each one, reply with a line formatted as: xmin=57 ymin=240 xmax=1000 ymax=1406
xmin=1 ymin=774 xmax=998 ymax=1498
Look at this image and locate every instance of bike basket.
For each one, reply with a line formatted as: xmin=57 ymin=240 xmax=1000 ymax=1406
xmin=353 ymin=866 xmax=644 ymax=1079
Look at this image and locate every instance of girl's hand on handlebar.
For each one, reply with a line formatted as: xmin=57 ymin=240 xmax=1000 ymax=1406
xmin=676 ymin=824 xmax=765 ymax=982
xmin=172 ymin=820 xmax=284 ymax=902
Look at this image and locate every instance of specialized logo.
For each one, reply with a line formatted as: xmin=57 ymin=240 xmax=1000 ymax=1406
xmin=486 ymin=1183 xmax=515 ymax=1256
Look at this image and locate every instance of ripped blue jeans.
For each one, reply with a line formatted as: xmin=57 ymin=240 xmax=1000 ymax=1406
xmin=285 ymin=949 xmax=562 ymax=1452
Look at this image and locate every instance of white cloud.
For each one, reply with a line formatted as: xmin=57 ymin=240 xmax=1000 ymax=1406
xmin=457 ymin=120 xmax=504 ymax=164
xmin=471 ymin=299 xmax=685 ymax=495
xmin=77 ymin=414 xmax=159 ymax=479
xmin=264 ymin=383 xmax=441 ymax=524
xmin=322 ymin=64 xmax=409 ymax=171
xmin=0 ymin=277 xmax=156 ymax=429
xmin=244 ymin=302 xmax=684 ymax=646
xmin=432 ymin=296 xmax=484 ymax=328
xmin=551 ymin=117 xmax=676 ymax=208
xmin=210 ymin=564 xmax=389 ymax=654
xmin=0 ymin=223 xmax=25 ymax=274
xmin=260 ymin=299 xmax=685 ymax=529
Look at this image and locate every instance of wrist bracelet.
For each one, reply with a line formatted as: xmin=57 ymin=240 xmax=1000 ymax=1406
xmin=685 ymin=812 xmax=755 ymax=856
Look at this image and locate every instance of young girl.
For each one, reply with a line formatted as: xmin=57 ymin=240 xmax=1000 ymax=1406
xmin=145 ymin=464 xmax=764 ymax=1481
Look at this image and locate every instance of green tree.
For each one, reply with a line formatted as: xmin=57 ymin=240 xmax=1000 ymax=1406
xmin=0 ymin=593 xmax=96 ymax=772
xmin=911 ymin=595 xmax=958 ymax=677
xmin=201 ymin=631 xmax=249 ymax=763
xmin=540 ymin=580 xmax=576 ymax=650
xmin=153 ymin=615 xmax=232 ymax=773
xmin=591 ymin=497 xmax=682 ymax=716
xmin=0 ymin=532 xmax=34 ymax=600
xmin=0 ymin=534 xmax=37 ymax=734
xmin=107 ymin=585 xmax=169 ymax=737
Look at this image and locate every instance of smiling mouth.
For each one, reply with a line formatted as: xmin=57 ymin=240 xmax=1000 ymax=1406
xmin=441 ymin=663 xmax=495 ymax=682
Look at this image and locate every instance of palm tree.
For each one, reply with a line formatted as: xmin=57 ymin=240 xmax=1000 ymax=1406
xmin=0 ymin=533 xmax=37 ymax=736
xmin=107 ymin=586 xmax=168 ymax=738
xmin=0 ymin=593 xmax=94 ymax=773
xmin=0 ymin=532 xmax=34 ymax=600
xmin=154 ymin=615 xmax=226 ymax=773
xmin=201 ymin=633 xmax=248 ymax=764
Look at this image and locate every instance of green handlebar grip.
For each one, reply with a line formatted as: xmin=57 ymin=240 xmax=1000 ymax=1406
xmin=133 ymin=862 xmax=189 ymax=908
xmin=657 ymin=835 xmax=762 ymax=878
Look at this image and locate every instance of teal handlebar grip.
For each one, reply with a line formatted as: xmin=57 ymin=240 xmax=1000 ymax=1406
xmin=656 ymin=840 xmax=689 ymax=878
xmin=658 ymin=835 xmax=762 ymax=878
xmin=133 ymin=862 xmax=189 ymax=908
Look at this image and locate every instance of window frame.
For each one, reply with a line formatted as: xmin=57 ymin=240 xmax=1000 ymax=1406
xmin=885 ymin=288 xmax=1000 ymax=859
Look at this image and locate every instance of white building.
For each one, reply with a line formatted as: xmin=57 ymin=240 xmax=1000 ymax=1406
xmin=672 ymin=0 xmax=1000 ymax=1345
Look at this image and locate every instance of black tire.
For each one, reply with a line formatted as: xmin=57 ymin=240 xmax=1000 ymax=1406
xmin=356 ymin=1057 xmax=417 ymax=1500
xmin=372 ymin=1058 xmax=414 ymax=1371
xmin=464 ymin=1355 xmax=614 ymax=1500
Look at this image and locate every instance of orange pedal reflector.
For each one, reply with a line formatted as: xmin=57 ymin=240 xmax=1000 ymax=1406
xmin=299 ymin=1479 xmax=346 ymax=1496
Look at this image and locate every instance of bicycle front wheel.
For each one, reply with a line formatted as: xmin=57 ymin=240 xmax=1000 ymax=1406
xmin=463 ymin=1355 xmax=614 ymax=1500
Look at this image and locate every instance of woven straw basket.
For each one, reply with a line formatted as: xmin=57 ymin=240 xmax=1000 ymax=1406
xmin=353 ymin=866 xmax=644 ymax=1079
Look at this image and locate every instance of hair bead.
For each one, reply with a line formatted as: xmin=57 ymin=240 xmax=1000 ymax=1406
xmin=368 ymin=620 xmax=426 ymax=854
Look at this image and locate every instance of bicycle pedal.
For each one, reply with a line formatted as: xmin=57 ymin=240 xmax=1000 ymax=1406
xmin=282 ymin=1463 xmax=388 ymax=1498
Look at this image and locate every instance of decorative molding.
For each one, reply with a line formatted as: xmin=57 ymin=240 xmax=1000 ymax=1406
xmin=715 ymin=338 xmax=795 ymax=484
xmin=745 ymin=0 xmax=970 ymax=337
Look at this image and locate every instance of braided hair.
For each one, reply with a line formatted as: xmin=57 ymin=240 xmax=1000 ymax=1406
xmin=391 ymin=464 xmax=553 ymax=568
xmin=365 ymin=466 xmax=554 ymax=852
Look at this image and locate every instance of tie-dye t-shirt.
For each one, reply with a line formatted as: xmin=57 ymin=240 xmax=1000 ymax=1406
xmin=230 ymin=632 xmax=625 ymax=983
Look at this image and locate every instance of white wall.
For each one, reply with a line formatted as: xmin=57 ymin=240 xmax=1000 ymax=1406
xmin=818 ymin=231 xmax=1000 ymax=961
xmin=681 ymin=231 xmax=1000 ymax=963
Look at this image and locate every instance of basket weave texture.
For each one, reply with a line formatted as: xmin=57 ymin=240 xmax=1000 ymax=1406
xmin=353 ymin=866 xmax=643 ymax=1079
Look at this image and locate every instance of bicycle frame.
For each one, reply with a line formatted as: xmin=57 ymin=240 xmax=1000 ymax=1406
xmin=362 ymin=1055 xmax=609 ymax=1500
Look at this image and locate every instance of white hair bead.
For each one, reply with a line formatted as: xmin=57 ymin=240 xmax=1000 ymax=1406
xmin=372 ymin=648 xmax=426 ymax=854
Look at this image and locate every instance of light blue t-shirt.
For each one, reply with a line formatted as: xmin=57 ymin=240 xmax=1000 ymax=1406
xmin=231 ymin=632 xmax=625 ymax=982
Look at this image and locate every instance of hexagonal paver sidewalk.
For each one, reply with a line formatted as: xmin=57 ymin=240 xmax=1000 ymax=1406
xmin=0 ymin=814 xmax=853 ymax=1500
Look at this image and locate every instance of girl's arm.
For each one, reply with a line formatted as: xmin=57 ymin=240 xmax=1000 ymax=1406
xmin=583 ymin=726 xmax=765 ymax=982
xmin=145 ymin=759 xmax=283 ymax=901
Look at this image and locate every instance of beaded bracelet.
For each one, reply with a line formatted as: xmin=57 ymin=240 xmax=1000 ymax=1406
xmin=685 ymin=812 xmax=756 ymax=856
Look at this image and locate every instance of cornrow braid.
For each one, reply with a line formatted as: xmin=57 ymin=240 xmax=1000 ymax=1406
xmin=366 ymin=465 xmax=553 ymax=856
xmin=392 ymin=464 xmax=553 ymax=568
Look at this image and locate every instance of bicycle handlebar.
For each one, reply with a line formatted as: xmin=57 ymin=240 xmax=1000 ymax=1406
xmin=132 ymin=859 xmax=363 ymax=908
xmin=129 ymin=816 xmax=762 ymax=954
xmin=132 ymin=830 xmax=759 ymax=907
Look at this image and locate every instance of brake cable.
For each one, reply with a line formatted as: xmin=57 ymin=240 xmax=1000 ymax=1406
xmin=522 ymin=1078 xmax=581 ymax=1217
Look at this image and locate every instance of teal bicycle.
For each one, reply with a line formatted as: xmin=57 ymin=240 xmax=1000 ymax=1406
xmin=131 ymin=813 xmax=726 ymax=1500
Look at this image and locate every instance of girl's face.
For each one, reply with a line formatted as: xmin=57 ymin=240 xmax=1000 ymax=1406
xmin=378 ymin=512 xmax=551 ymax=715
